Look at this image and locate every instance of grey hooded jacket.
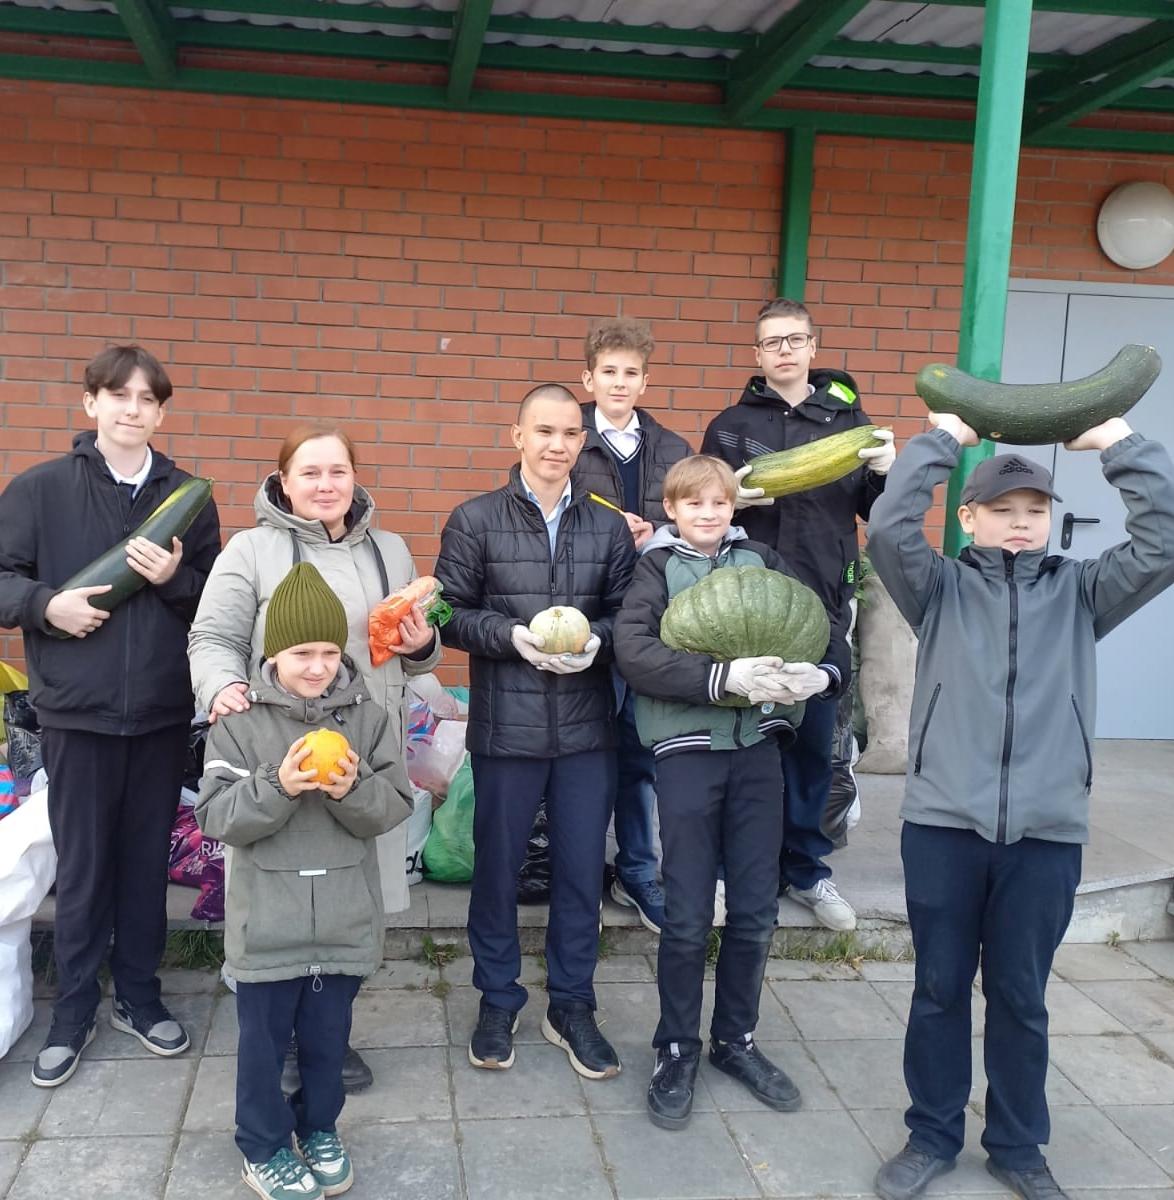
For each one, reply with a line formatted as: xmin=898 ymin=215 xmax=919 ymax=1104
xmin=195 ymin=660 xmax=413 ymax=983
xmin=866 ymin=428 xmax=1174 ymax=845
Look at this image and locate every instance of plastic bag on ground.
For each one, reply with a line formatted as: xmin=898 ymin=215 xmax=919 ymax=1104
xmin=0 ymin=790 xmax=57 ymax=1056
xmin=405 ymin=784 xmax=433 ymax=885
xmin=406 ymin=718 xmax=467 ymax=799
xmin=423 ymin=755 xmax=475 ymax=883
xmin=516 ymin=800 xmax=551 ymax=904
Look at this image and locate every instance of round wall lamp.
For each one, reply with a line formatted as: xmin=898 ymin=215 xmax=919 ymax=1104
xmin=1096 ymin=180 xmax=1174 ymax=270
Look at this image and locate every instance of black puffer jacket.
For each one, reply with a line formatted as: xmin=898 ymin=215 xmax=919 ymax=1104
xmin=435 ymin=466 xmax=637 ymax=759
xmin=0 ymin=433 xmax=221 ymax=734
xmin=572 ymin=402 xmax=693 ymax=525
xmin=701 ymin=369 xmax=884 ymax=620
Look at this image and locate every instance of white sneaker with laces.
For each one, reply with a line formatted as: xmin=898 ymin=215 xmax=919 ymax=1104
xmin=790 ymin=878 xmax=857 ymax=931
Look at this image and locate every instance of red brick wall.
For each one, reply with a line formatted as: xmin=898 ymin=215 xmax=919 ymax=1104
xmin=2 ymin=78 xmax=1173 ymax=671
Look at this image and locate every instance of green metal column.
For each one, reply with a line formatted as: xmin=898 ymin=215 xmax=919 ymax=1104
xmin=942 ymin=0 xmax=1034 ymax=557
xmin=777 ymin=126 xmax=815 ymax=301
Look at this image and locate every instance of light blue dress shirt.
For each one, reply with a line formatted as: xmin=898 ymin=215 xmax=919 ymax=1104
xmin=522 ymin=474 xmax=573 ymax=555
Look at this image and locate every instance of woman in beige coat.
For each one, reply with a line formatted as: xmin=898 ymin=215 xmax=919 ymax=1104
xmin=189 ymin=421 xmax=441 ymax=1089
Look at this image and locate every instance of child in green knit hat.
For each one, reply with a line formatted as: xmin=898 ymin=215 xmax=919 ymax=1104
xmin=196 ymin=562 xmax=413 ymax=1200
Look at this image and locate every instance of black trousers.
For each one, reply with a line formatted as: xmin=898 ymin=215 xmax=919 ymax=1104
xmin=654 ymin=740 xmax=783 ymax=1053
xmin=41 ymin=724 xmax=188 ymax=1027
xmin=235 ymin=974 xmax=362 ymax=1164
xmin=469 ymin=750 xmax=615 ymax=1012
xmin=779 ymin=693 xmax=836 ymax=890
xmin=901 ymin=822 xmax=1081 ymax=1171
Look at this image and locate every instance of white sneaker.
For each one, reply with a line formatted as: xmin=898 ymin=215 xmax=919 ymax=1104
xmin=790 ymin=878 xmax=857 ymax=931
xmin=712 ymin=880 xmax=727 ymax=928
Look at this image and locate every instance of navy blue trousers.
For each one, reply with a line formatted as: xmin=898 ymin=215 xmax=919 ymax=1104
xmin=42 ymin=725 xmax=188 ymax=1027
xmin=235 ymin=974 xmax=361 ymax=1164
xmin=655 ymin=740 xmax=783 ymax=1052
xmin=901 ymin=822 xmax=1081 ymax=1170
xmin=780 ymin=693 xmax=836 ymax=890
xmin=612 ymin=674 xmax=659 ymax=886
xmin=469 ymin=750 xmax=615 ymax=1012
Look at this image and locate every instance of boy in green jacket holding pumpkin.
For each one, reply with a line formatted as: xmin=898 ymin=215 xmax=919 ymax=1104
xmin=614 ymin=454 xmax=849 ymax=1130
xmin=197 ymin=562 xmax=412 ymax=1200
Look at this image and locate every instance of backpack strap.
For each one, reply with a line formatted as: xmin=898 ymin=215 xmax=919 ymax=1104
xmin=288 ymin=528 xmax=389 ymax=597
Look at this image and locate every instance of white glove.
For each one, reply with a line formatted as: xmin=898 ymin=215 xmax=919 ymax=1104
xmin=724 ymin=656 xmax=785 ymax=698
xmin=733 ymin=464 xmax=775 ymax=510
xmin=511 ymin=625 xmax=551 ymax=667
xmin=540 ymin=634 xmax=601 ymax=675
xmin=775 ymin=662 xmax=831 ymax=703
xmin=857 ymin=428 xmax=896 ymax=475
xmin=746 ymin=671 xmax=799 ymax=706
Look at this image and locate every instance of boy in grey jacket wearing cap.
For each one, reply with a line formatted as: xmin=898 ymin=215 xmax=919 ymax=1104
xmin=866 ymin=414 xmax=1174 ymax=1200
xmin=197 ymin=562 xmax=412 ymax=1200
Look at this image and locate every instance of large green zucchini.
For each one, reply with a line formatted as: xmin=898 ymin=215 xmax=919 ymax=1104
xmin=915 ymin=344 xmax=1161 ymax=445
xmin=740 ymin=425 xmax=885 ymax=498
xmin=49 ymin=477 xmax=214 ymax=637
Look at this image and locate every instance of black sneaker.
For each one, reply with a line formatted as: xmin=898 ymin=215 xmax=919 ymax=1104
xmin=110 ymin=996 xmax=190 ymax=1056
xmin=647 ymin=1043 xmax=700 ymax=1130
xmin=287 ymin=1037 xmax=374 ymax=1096
xmin=542 ymin=1002 xmax=621 ymax=1080
xmin=610 ymin=876 xmax=665 ymax=934
xmin=468 ymin=999 xmax=518 ymax=1070
xmin=30 ymin=1015 xmax=97 ymax=1088
xmin=875 ymin=1143 xmax=956 ymax=1200
xmin=986 ymin=1160 xmax=1069 ymax=1199
xmin=708 ymin=1034 xmax=800 ymax=1111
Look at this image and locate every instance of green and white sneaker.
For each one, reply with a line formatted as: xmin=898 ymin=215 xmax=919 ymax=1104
xmin=295 ymin=1130 xmax=354 ymax=1196
xmin=242 ymin=1147 xmax=322 ymax=1199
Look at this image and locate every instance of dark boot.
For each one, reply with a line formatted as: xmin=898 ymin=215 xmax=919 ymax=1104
xmin=986 ymin=1160 xmax=1069 ymax=1199
xmin=874 ymin=1143 xmax=956 ymax=1200
xmin=646 ymin=1044 xmax=700 ymax=1130
xmin=281 ymin=1038 xmax=373 ymax=1096
xmin=708 ymin=1034 xmax=800 ymax=1111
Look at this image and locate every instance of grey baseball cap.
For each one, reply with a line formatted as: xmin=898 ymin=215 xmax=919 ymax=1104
xmin=960 ymin=454 xmax=1063 ymax=506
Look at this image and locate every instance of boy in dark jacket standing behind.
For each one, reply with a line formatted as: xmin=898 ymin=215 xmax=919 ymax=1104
xmin=0 ymin=345 xmax=221 ymax=1088
xmin=198 ymin=562 xmax=412 ymax=1200
xmin=702 ymin=298 xmax=893 ymax=932
xmin=867 ymin=413 xmax=1174 ymax=1200
xmin=436 ymin=384 xmax=636 ymax=1081
xmin=573 ymin=318 xmax=692 ymax=933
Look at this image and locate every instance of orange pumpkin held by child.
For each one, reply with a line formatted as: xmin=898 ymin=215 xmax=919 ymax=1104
xmin=302 ymin=728 xmax=351 ymax=785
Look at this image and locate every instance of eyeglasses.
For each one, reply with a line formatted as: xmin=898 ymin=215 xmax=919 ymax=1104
xmin=756 ymin=333 xmax=813 ymax=353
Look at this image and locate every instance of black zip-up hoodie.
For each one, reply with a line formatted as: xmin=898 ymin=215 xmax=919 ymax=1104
xmin=434 ymin=464 xmax=637 ymax=759
xmin=701 ymin=369 xmax=884 ymax=620
xmin=0 ymin=432 xmax=222 ymax=734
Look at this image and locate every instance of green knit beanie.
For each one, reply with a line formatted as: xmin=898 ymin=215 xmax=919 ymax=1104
xmin=263 ymin=562 xmax=349 ymax=658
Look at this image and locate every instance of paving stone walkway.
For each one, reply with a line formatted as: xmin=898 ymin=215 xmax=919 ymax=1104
xmin=5 ymin=940 xmax=1174 ymax=1198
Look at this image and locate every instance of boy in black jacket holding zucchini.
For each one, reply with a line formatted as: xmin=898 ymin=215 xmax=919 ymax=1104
xmin=867 ymin=412 xmax=1174 ymax=1200
xmin=0 ymin=345 xmax=221 ymax=1088
xmin=702 ymin=297 xmax=893 ymax=932
xmin=615 ymin=454 xmax=848 ymax=1130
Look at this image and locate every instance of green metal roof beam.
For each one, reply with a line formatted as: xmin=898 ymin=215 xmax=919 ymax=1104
xmin=820 ymin=37 xmax=1068 ymax=71
xmin=447 ymin=0 xmax=493 ymax=105
xmin=886 ymin=0 xmax=1172 ymax=16
xmin=778 ymin=127 xmax=815 ymax=301
xmin=1027 ymin=20 xmax=1174 ymax=103
xmin=0 ymin=6 xmax=126 ymax=38
xmin=725 ymin=0 xmax=870 ymax=124
xmin=113 ymin=0 xmax=176 ymax=83
xmin=790 ymin=66 xmax=979 ymax=99
xmin=1026 ymin=28 xmax=1174 ymax=138
xmin=179 ymin=22 xmax=450 ymax=63
xmin=182 ymin=0 xmax=454 ymax=27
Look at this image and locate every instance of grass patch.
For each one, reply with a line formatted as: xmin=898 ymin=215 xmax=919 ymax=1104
xmin=772 ymin=930 xmax=909 ymax=966
xmin=429 ymin=978 xmax=452 ymax=1000
xmin=706 ymin=928 xmax=722 ymax=966
xmin=419 ymin=934 xmax=460 ymax=969
xmin=161 ymin=929 xmax=225 ymax=971
xmin=596 ymin=929 xmax=615 ymax=960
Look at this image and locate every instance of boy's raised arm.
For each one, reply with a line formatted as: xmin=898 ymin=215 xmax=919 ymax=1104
xmin=1071 ymin=421 xmax=1174 ymax=639
xmin=866 ymin=422 xmax=965 ymax=630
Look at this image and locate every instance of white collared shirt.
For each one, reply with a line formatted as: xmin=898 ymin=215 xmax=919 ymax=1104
xmin=521 ymin=473 xmax=573 ymax=555
xmin=595 ymin=406 xmax=642 ymax=459
xmin=106 ymin=448 xmax=153 ymax=497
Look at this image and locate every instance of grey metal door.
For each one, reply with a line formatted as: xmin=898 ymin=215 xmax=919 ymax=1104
xmin=1002 ymin=287 xmax=1174 ymax=739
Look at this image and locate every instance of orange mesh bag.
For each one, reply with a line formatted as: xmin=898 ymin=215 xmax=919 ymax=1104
xmin=368 ymin=576 xmax=452 ymax=667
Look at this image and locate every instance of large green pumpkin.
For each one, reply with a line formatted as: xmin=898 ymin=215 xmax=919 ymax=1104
xmin=661 ymin=565 xmax=830 ymax=667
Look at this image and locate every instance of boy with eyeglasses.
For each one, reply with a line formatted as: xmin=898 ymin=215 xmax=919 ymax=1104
xmin=701 ymin=298 xmax=893 ymax=933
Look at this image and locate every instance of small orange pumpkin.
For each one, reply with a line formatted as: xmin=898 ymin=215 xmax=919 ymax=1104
xmin=302 ymin=728 xmax=351 ymax=784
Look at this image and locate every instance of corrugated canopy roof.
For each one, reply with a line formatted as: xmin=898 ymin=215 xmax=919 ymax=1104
xmin=1 ymin=0 xmax=1172 ymax=151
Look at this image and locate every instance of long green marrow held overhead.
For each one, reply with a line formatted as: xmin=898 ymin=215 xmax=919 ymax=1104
xmin=914 ymin=344 xmax=1161 ymax=445
xmin=49 ymin=477 xmax=214 ymax=638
